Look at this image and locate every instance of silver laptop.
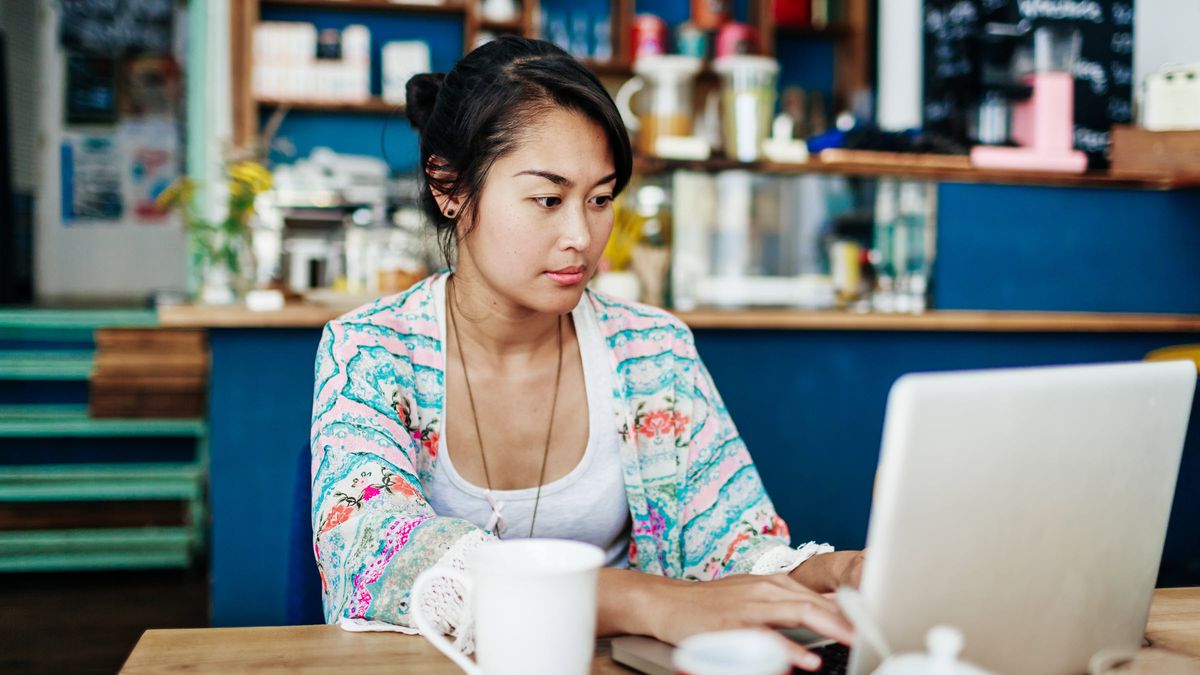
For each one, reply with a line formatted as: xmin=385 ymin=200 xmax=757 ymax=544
xmin=614 ymin=360 xmax=1196 ymax=675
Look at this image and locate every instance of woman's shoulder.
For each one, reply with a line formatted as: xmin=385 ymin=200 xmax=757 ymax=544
xmin=326 ymin=273 xmax=444 ymax=335
xmin=585 ymin=288 xmax=695 ymax=349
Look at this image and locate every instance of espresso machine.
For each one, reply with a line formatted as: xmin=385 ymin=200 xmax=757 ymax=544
xmin=972 ymin=21 xmax=1031 ymax=146
xmin=970 ymin=25 xmax=1088 ymax=173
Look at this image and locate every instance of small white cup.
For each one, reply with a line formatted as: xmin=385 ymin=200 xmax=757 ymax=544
xmin=672 ymin=630 xmax=792 ymax=675
xmin=411 ymin=538 xmax=604 ymax=675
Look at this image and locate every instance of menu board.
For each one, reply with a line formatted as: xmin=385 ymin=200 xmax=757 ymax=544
xmin=923 ymin=0 xmax=1134 ymax=168
xmin=59 ymin=0 xmax=175 ymax=56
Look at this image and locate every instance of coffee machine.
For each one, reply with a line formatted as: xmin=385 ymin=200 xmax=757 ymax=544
xmin=972 ymin=21 xmax=1031 ymax=146
xmin=970 ymin=25 xmax=1088 ymax=173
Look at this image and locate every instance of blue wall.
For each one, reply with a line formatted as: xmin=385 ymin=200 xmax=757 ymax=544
xmin=935 ymin=184 xmax=1200 ymax=314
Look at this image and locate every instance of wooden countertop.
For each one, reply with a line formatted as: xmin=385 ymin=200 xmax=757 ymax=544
xmin=634 ymin=152 xmax=1200 ymax=190
xmin=119 ymin=587 xmax=1200 ymax=674
xmin=158 ymin=302 xmax=1200 ymax=333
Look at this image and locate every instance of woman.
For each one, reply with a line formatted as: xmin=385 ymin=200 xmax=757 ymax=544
xmin=311 ymin=36 xmax=863 ymax=671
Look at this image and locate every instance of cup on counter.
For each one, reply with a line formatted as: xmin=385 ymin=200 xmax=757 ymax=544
xmin=615 ymin=55 xmax=703 ymax=156
xmin=411 ymin=539 xmax=604 ymax=675
xmin=673 ymin=630 xmax=792 ymax=675
xmin=713 ymin=55 xmax=779 ymax=162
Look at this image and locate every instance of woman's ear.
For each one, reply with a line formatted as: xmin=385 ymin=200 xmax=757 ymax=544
xmin=426 ymin=155 xmax=464 ymax=219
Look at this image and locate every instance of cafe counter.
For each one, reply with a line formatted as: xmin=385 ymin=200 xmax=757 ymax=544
xmin=167 ymin=298 xmax=1200 ymax=627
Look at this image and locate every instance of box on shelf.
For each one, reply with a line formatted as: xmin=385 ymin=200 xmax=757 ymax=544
xmin=1110 ymin=125 xmax=1200 ymax=178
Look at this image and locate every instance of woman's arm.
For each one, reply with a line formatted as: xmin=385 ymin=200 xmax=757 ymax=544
xmin=312 ymin=318 xmax=494 ymax=632
xmin=596 ymin=568 xmax=855 ymax=672
xmin=789 ymin=549 xmax=866 ymax=593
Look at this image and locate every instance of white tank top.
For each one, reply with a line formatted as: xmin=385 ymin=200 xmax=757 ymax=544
xmin=425 ymin=275 xmax=631 ymax=568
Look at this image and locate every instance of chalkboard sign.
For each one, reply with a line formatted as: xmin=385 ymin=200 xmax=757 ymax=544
xmin=923 ymin=0 xmax=1134 ymax=168
xmin=60 ymin=0 xmax=175 ymax=56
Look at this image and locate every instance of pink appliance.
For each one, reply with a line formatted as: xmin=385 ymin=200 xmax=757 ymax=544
xmin=970 ymin=26 xmax=1088 ymax=173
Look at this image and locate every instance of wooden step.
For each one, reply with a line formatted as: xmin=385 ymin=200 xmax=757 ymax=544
xmin=0 ymin=500 xmax=189 ymax=531
xmin=0 ymin=309 xmax=158 ymax=342
xmin=0 ymin=405 xmax=207 ymax=438
xmin=93 ymin=352 xmax=210 ymax=378
xmin=0 ymin=463 xmax=203 ymax=501
xmin=0 ymin=527 xmax=193 ymax=572
xmin=95 ymin=329 xmax=207 ymax=353
xmin=0 ymin=350 xmax=94 ymax=380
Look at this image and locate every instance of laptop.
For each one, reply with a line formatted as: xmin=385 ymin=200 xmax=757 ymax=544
xmin=613 ymin=360 xmax=1196 ymax=675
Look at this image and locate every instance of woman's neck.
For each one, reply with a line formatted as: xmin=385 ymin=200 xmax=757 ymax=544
xmin=446 ymin=270 xmax=562 ymax=365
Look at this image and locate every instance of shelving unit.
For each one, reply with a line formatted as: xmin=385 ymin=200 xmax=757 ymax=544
xmin=230 ymin=0 xmax=871 ymax=146
xmin=0 ymin=310 xmax=209 ymax=573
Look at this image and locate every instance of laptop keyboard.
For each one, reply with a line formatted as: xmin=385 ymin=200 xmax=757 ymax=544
xmin=795 ymin=642 xmax=850 ymax=675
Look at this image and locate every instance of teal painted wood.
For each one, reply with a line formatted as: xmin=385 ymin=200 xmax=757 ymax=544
xmin=0 ymin=350 xmax=94 ymax=379
xmin=0 ymin=551 xmax=192 ymax=572
xmin=0 ymin=405 xmax=207 ymax=437
xmin=0 ymin=527 xmax=192 ymax=572
xmin=0 ymin=463 xmax=203 ymax=501
xmin=0 ymin=309 xmax=208 ymax=572
xmin=0 ymin=308 xmax=158 ymax=330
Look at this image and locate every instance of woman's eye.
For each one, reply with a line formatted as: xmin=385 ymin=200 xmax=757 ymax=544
xmin=533 ymin=196 xmax=562 ymax=208
xmin=590 ymin=195 xmax=613 ymax=208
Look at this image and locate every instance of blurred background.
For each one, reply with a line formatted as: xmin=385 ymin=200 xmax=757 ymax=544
xmin=1 ymin=0 xmax=1199 ymax=672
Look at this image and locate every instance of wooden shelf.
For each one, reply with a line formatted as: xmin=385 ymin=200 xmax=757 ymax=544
xmin=260 ymin=0 xmax=465 ymax=14
xmin=256 ymin=97 xmax=402 ymax=114
xmin=634 ymin=151 xmax=1200 ymax=190
xmin=580 ymin=58 xmax=632 ymax=77
xmin=477 ymin=18 xmax=524 ymax=32
xmin=159 ymin=302 xmax=1200 ymax=334
xmin=677 ymin=309 xmax=1200 ymax=333
xmin=775 ymin=22 xmax=855 ymax=39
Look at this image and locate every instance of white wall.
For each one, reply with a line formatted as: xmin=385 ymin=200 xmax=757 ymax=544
xmin=33 ymin=0 xmax=187 ymax=303
xmin=1134 ymin=1 xmax=1200 ymax=114
xmin=877 ymin=0 xmax=924 ymax=131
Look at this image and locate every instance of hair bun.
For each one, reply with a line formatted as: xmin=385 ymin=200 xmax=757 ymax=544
xmin=405 ymin=72 xmax=446 ymax=132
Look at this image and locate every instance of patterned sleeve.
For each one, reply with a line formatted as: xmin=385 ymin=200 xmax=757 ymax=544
xmin=311 ymin=318 xmax=494 ymax=636
xmin=674 ymin=333 xmax=832 ymax=579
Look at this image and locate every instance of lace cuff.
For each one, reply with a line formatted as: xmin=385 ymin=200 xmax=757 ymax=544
xmin=336 ymin=528 xmax=495 ymax=655
xmin=413 ymin=528 xmax=494 ymax=654
xmin=750 ymin=541 xmax=835 ymax=576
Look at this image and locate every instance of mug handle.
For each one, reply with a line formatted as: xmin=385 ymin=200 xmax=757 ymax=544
xmin=411 ymin=566 xmax=482 ymax=675
xmin=614 ymin=76 xmax=644 ymax=132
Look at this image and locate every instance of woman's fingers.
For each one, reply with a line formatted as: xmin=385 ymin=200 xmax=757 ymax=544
xmin=776 ymin=633 xmax=825 ymax=672
xmin=756 ymin=598 xmax=856 ymax=645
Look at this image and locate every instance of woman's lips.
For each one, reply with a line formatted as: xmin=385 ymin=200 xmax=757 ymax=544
xmin=546 ymin=266 xmax=586 ymax=286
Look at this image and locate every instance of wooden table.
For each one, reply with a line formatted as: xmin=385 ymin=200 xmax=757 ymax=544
xmin=121 ymin=588 xmax=1200 ymax=674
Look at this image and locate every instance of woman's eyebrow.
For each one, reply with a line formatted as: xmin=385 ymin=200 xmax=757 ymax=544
xmin=513 ymin=170 xmax=618 ymax=188
xmin=514 ymin=170 xmax=572 ymax=186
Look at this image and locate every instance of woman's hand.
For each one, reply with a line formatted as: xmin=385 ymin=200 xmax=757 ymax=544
xmin=789 ymin=550 xmax=866 ymax=594
xmin=598 ymin=569 xmax=855 ymax=672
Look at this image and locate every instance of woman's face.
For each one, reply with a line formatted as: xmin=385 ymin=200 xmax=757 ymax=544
xmin=456 ymin=107 xmax=617 ymax=316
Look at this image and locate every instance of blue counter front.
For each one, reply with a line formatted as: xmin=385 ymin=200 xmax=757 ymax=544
xmin=201 ymin=323 xmax=1200 ymax=627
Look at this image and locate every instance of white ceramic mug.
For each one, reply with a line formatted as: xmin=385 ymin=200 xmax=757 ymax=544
xmin=411 ymin=538 xmax=604 ymax=675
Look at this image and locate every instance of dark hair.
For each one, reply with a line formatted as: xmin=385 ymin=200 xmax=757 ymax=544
xmin=405 ymin=37 xmax=633 ymax=257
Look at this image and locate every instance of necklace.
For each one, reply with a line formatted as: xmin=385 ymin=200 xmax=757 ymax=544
xmin=446 ymin=277 xmax=563 ymax=539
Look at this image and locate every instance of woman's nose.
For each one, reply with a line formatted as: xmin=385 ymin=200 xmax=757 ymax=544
xmin=560 ymin=206 xmax=591 ymax=251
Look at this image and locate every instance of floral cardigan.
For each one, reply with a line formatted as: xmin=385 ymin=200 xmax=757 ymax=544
xmin=311 ymin=273 xmax=829 ymax=631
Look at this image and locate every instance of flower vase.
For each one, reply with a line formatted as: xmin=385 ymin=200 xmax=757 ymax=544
xmin=199 ymin=260 xmax=237 ymax=305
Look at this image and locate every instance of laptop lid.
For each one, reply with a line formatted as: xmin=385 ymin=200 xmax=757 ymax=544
xmin=850 ymin=361 xmax=1195 ymax=674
